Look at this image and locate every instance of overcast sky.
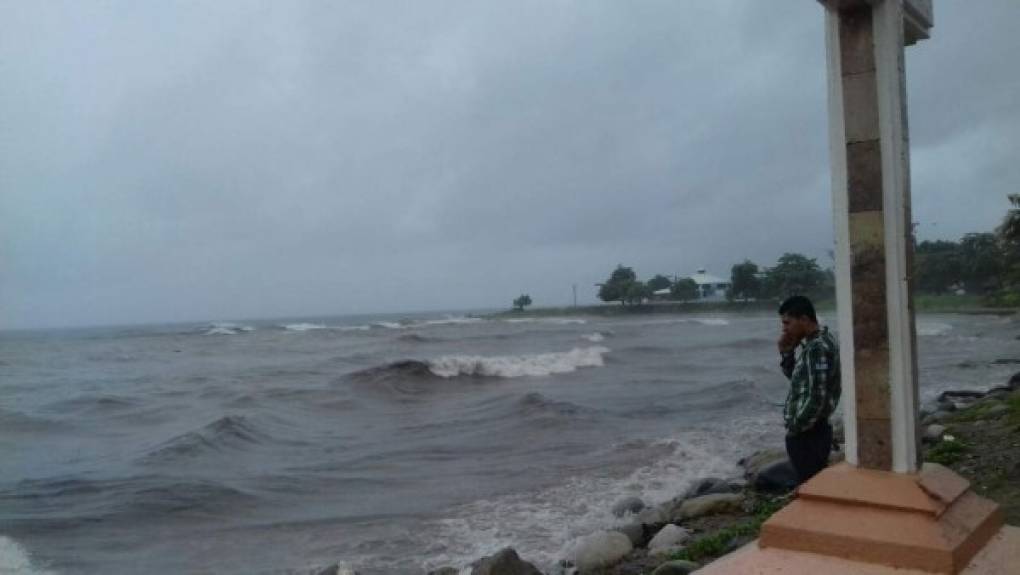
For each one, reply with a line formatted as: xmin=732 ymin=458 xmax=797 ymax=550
xmin=2 ymin=1 xmax=1018 ymax=329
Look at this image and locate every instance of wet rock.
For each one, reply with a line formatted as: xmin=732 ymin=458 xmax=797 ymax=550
xmin=924 ymin=424 xmax=947 ymax=443
xmin=754 ymin=459 xmax=798 ymax=493
xmin=427 ymin=569 xmax=459 ymax=575
xmin=470 ymin=547 xmax=542 ymax=575
xmin=923 ymin=410 xmax=953 ymax=425
xmin=611 ymin=496 xmax=645 ymax=517
xmin=683 ymin=477 xmax=732 ymax=499
xmin=647 ymin=524 xmax=692 ymax=555
xmin=651 ymin=560 xmax=701 ymax=575
xmin=636 ymin=505 xmax=668 ymax=528
xmin=740 ymin=449 xmax=786 ymax=479
xmin=938 ymin=389 xmax=986 ymax=403
xmin=1008 ymin=372 xmax=1020 ymax=390
xmin=566 ymin=531 xmax=632 ymax=572
xmin=674 ymin=493 xmax=744 ymax=520
xmin=613 ymin=521 xmax=645 ymax=547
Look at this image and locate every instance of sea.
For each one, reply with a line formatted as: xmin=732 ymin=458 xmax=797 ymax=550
xmin=1 ymin=310 xmax=1017 ymax=574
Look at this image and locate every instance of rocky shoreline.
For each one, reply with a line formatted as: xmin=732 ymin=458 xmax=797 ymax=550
xmin=315 ymin=370 xmax=1020 ymax=575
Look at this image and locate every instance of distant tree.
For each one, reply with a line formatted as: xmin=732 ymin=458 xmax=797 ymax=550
xmin=670 ymin=277 xmax=699 ymax=302
xmin=512 ymin=294 xmax=532 ymax=311
xmin=763 ymin=253 xmax=826 ymax=300
xmin=915 ymin=240 xmax=963 ymax=294
xmin=598 ymin=265 xmax=638 ymax=305
xmin=959 ymin=233 xmax=1003 ymax=294
xmin=996 ymin=194 xmax=1020 ymax=294
xmin=647 ymin=274 xmax=673 ymax=292
xmin=728 ymin=260 xmax=761 ymax=301
xmin=624 ymin=281 xmax=651 ymax=305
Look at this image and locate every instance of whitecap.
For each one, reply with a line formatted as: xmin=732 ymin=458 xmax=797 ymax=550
xmin=917 ymin=322 xmax=952 ymax=337
xmin=428 ymin=346 xmax=610 ymax=378
xmin=693 ymin=318 xmax=729 ymax=326
xmin=0 ymin=536 xmax=56 ymax=575
xmin=374 ymin=321 xmax=407 ymax=330
xmin=203 ymin=322 xmax=255 ymax=336
xmin=281 ymin=323 xmax=327 ymax=332
xmin=419 ymin=316 xmax=485 ymax=327
xmin=337 ymin=325 xmax=372 ymax=332
xmin=503 ymin=317 xmax=587 ymax=325
xmin=581 ymin=332 xmax=605 ymax=343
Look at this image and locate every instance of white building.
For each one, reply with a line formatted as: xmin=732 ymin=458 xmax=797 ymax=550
xmin=689 ymin=269 xmax=730 ymax=301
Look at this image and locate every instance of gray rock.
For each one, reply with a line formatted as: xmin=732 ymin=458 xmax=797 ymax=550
xmin=674 ymin=492 xmax=744 ymax=520
xmin=938 ymin=389 xmax=986 ymax=403
xmin=567 ymin=531 xmax=633 ymax=572
xmin=1009 ymin=372 xmax=1020 ymax=390
xmin=613 ymin=521 xmax=645 ymax=547
xmin=427 ymin=569 xmax=459 ymax=575
xmin=651 ymin=560 xmax=701 ymax=575
xmin=740 ymin=449 xmax=786 ymax=479
xmin=683 ymin=477 xmax=732 ymax=499
xmin=471 ymin=548 xmax=542 ymax=575
xmin=648 ymin=524 xmax=692 ymax=553
xmin=923 ymin=410 xmax=953 ymax=425
xmin=636 ymin=505 xmax=668 ymax=527
xmin=924 ymin=424 xmax=947 ymax=442
xmin=611 ymin=496 xmax=645 ymax=517
xmin=754 ymin=458 xmax=798 ymax=493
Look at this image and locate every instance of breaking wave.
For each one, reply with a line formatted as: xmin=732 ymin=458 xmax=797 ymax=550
xmin=581 ymin=332 xmax=607 ymax=342
xmin=0 ymin=536 xmax=56 ymax=575
xmin=202 ymin=322 xmax=255 ymax=336
xmin=280 ymin=323 xmax=328 ymax=332
xmin=428 ymin=346 xmax=610 ymax=378
xmin=917 ymin=321 xmax=952 ymax=337
xmin=503 ymin=317 xmax=587 ymax=325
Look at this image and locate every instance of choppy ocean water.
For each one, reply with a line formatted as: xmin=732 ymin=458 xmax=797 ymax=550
xmin=1 ymin=310 xmax=1017 ymax=574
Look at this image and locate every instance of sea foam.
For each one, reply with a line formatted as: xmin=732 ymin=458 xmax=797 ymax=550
xmin=428 ymin=346 xmax=610 ymax=378
xmin=203 ymin=322 xmax=255 ymax=336
xmin=0 ymin=536 xmax=56 ymax=575
xmin=281 ymin=323 xmax=328 ymax=332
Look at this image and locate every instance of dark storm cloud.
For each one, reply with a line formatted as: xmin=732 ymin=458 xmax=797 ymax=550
xmin=1 ymin=1 xmax=1017 ymax=328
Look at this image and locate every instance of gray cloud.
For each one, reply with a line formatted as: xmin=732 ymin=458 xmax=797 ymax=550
xmin=2 ymin=1 xmax=1017 ymax=328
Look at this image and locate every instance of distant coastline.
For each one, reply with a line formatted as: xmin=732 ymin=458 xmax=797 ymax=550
xmin=492 ymin=294 xmax=1017 ymax=319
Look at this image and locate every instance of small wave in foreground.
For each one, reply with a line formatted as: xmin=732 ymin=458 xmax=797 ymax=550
xmin=141 ymin=415 xmax=270 ymax=463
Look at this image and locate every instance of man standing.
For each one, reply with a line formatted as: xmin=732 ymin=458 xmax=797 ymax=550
xmin=777 ymin=295 xmax=841 ymax=484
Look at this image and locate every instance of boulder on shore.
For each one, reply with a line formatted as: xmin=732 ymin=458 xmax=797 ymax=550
xmin=612 ymin=521 xmax=645 ymax=547
xmin=754 ymin=459 xmax=798 ymax=493
xmin=470 ymin=548 xmax=542 ymax=575
xmin=674 ymin=492 xmax=744 ymax=521
xmin=683 ymin=477 xmax=732 ymax=499
xmin=648 ymin=524 xmax=692 ymax=555
xmin=924 ymin=424 xmax=947 ymax=443
xmin=567 ymin=531 xmax=632 ymax=573
xmin=611 ymin=496 xmax=645 ymax=517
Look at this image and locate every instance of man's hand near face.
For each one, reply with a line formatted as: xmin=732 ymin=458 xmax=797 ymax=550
xmin=778 ymin=331 xmax=799 ymax=354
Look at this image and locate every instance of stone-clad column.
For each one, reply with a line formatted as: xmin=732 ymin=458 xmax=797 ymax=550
xmin=822 ymin=0 xmax=931 ymax=472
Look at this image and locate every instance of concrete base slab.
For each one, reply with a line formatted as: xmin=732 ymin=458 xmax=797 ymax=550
xmin=696 ymin=525 xmax=1020 ymax=574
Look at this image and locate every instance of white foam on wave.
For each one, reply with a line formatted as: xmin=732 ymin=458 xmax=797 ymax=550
xmin=338 ymin=325 xmax=372 ymax=332
xmin=203 ymin=322 xmax=255 ymax=336
xmin=503 ymin=317 xmax=587 ymax=325
xmin=428 ymin=346 xmax=610 ymax=378
xmin=693 ymin=318 xmax=729 ymax=326
xmin=0 ymin=536 xmax=56 ymax=575
xmin=917 ymin=321 xmax=952 ymax=337
xmin=374 ymin=321 xmax=407 ymax=330
xmin=280 ymin=323 xmax=328 ymax=332
xmin=581 ymin=332 xmax=605 ymax=343
xmin=421 ymin=419 xmax=774 ymax=573
xmin=422 ymin=316 xmax=485 ymax=326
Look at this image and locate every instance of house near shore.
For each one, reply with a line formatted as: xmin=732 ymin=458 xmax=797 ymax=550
xmin=651 ymin=268 xmax=732 ymax=302
xmin=689 ymin=269 xmax=730 ymax=301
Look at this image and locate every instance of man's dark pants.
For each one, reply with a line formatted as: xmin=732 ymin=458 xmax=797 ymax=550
xmin=785 ymin=421 xmax=833 ymax=484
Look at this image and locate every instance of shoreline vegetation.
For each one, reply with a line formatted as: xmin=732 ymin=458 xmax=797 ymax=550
xmin=489 ymin=294 xmax=1017 ymax=320
xmin=403 ymin=370 xmax=1020 ymax=575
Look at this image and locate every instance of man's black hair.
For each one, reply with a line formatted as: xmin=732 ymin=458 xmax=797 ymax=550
xmin=778 ymin=295 xmax=817 ymax=323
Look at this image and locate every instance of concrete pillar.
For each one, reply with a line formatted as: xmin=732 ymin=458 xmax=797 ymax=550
xmin=823 ymin=0 xmax=931 ymax=473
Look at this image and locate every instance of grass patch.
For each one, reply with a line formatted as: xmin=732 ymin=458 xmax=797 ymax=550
xmin=666 ymin=497 xmax=788 ymax=564
xmin=927 ymin=438 xmax=969 ymax=465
